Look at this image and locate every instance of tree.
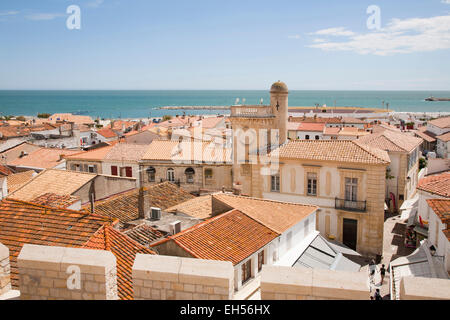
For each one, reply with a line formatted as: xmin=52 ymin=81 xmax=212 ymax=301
xmin=419 ymin=158 xmax=427 ymax=170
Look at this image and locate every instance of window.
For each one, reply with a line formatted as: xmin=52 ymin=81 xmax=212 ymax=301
xmin=241 ymin=260 xmax=251 ymax=285
xmin=271 ymin=174 xmax=280 ymax=192
xmin=258 ymin=250 xmax=265 ymax=272
xmin=185 ymin=167 xmax=195 ymax=184
xmin=305 ymin=135 xmax=310 ymax=140
xmin=315 ymin=135 xmax=320 ymax=140
xmin=111 ymin=166 xmax=118 ymax=176
xmin=70 ymin=164 xmax=76 ymax=171
xmin=345 ymin=178 xmax=358 ymax=201
xmin=125 ymin=167 xmax=132 ymax=177
xmin=147 ymin=167 xmax=156 ymax=182
xmin=205 ymin=168 xmax=213 ymax=179
xmin=88 ymin=165 xmax=97 ymax=173
xmin=167 ymin=168 xmax=175 ymax=182
xmin=83 ymin=164 xmax=88 ymax=172
xmin=307 ymin=173 xmax=317 ymax=196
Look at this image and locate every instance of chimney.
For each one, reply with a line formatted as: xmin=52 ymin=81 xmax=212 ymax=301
xmin=138 ymin=187 xmax=145 ymax=220
xmin=90 ymin=193 xmax=95 ymax=214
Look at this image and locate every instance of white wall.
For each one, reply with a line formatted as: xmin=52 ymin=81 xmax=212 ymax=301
xmin=428 ymin=208 xmax=450 ymax=273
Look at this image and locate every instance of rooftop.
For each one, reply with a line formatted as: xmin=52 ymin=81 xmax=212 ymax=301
xmin=65 ymin=143 xmax=150 ymax=162
xmin=31 ymin=192 xmax=80 ymax=209
xmin=83 ymin=182 xmax=195 ymax=226
xmin=0 ymin=198 xmax=113 ymax=288
xmin=427 ymin=199 xmax=450 ymax=228
xmin=48 ymin=113 xmax=94 ymax=125
xmin=0 ymin=164 xmax=14 ymax=176
xmin=212 ymin=193 xmax=318 ymax=234
xmin=9 ymin=169 xmax=96 ymax=202
xmin=8 ymin=147 xmax=84 ymax=169
xmin=417 ymin=172 xmax=450 ymax=198
xmin=83 ymin=225 xmax=155 ymax=300
xmin=297 ymin=123 xmax=325 ymax=132
xmin=436 ymin=132 xmax=450 ymax=142
xmin=5 ymin=170 xmax=35 ymax=193
xmin=358 ymin=130 xmax=423 ymax=153
xmin=428 ymin=116 xmax=450 ymax=129
xmin=165 ymin=194 xmax=213 ymax=220
xmin=273 ymin=140 xmax=390 ymax=165
xmin=142 ymin=140 xmax=231 ymax=163
xmin=123 ymin=223 xmax=167 ymax=247
xmin=152 ymin=209 xmax=278 ymax=265
xmin=96 ymin=128 xmax=118 ymax=139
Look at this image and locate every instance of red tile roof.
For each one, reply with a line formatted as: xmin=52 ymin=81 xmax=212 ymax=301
xmin=0 ymin=198 xmax=114 ymax=289
xmin=96 ymin=128 xmax=118 ymax=139
xmin=123 ymin=223 xmax=167 ymax=246
xmin=297 ymin=123 xmax=325 ymax=132
xmin=437 ymin=132 xmax=450 ymax=142
xmin=83 ymin=225 xmax=155 ymax=300
xmin=153 ymin=209 xmax=278 ymax=265
xmin=417 ymin=172 xmax=450 ymax=198
xmin=31 ymin=193 xmax=80 ymax=209
xmin=427 ymin=199 xmax=450 ymax=224
xmin=9 ymin=148 xmax=84 ymax=169
xmin=428 ymin=116 xmax=450 ymax=129
xmin=0 ymin=165 xmax=14 ymax=176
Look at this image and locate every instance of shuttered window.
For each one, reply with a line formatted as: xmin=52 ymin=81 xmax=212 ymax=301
xmin=111 ymin=166 xmax=118 ymax=176
xmin=125 ymin=167 xmax=132 ymax=177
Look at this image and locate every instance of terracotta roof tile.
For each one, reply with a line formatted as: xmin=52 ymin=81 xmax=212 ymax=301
xmin=200 ymin=117 xmax=224 ymax=129
xmin=9 ymin=148 xmax=83 ymax=169
xmin=31 ymin=193 xmax=80 ymax=209
xmin=104 ymin=143 xmax=150 ymax=161
xmin=9 ymin=169 xmax=96 ymax=202
xmin=417 ymin=172 xmax=450 ymax=198
xmin=323 ymin=127 xmax=340 ymax=135
xmin=64 ymin=145 xmax=113 ymax=161
xmin=427 ymin=199 xmax=450 ymax=225
xmin=156 ymin=209 xmax=278 ymax=265
xmin=358 ymin=130 xmax=423 ymax=153
xmin=428 ymin=116 xmax=450 ymax=129
xmin=6 ymin=170 xmax=35 ymax=193
xmin=414 ymin=129 xmax=437 ymax=143
xmin=274 ymin=140 xmax=390 ymax=165
xmin=212 ymin=194 xmax=317 ymax=234
xmin=142 ymin=140 xmax=231 ymax=163
xmin=0 ymin=165 xmax=14 ymax=176
xmin=123 ymin=223 xmax=167 ymax=246
xmin=436 ymin=132 xmax=450 ymax=142
xmin=96 ymin=128 xmax=118 ymax=139
xmin=84 ymin=182 xmax=195 ymax=225
xmin=166 ymin=195 xmax=213 ymax=220
xmin=0 ymin=198 xmax=112 ymax=289
xmin=48 ymin=113 xmax=94 ymax=125
xmin=297 ymin=123 xmax=325 ymax=132
xmin=83 ymin=225 xmax=155 ymax=300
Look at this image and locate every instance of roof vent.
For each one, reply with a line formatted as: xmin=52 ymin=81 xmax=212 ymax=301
xmin=150 ymin=207 xmax=161 ymax=220
xmin=169 ymin=220 xmax=181 ymax=235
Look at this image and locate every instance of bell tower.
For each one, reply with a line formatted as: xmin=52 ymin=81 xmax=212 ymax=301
xmin=270 ymin=81 xmax=288 ymax=145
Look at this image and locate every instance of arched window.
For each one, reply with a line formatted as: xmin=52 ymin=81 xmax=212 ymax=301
xmin=305 ymin=135 xmax=310 ymax=140
xmin=147 ymin=167 xmax=156 ymax=182
xmin=185 ymin=167 xmax=195 ymax=184
xmin=167 ymin=168 xmax=175 ymax=182
xmin=315 ymin=135 xmax=320 ymax=140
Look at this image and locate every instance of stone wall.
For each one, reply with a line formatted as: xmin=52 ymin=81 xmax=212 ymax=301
xmin=0 ymin=242 xmax=11 ymax=296
xmin=260 ymin=265 xmax=369 ymax=300
xmin=132 ymin=254 xmax=234 ymax=300
xmin=400 ymin=276 xmax=450 ymax=300
xmin=17 ymin=244 xmax=118 ymax=300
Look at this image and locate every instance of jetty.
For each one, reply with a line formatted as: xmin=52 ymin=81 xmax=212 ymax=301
xmin=425 ymin=96 xmax=450 ymax=102
xmin=158 ymin=106 xmax=231 ymax=110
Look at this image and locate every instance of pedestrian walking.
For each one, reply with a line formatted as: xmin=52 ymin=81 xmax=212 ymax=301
xmin=374 ymin=289 xmax=382 ymax=300
xmin=380 ymin=264 xmax=386 ymax=284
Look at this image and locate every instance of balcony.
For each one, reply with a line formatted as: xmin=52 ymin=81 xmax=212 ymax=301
xmin=335 ymin=198 xmax=367 ymax=212
xmin=230 ymin=105 xmax=275 ymax=118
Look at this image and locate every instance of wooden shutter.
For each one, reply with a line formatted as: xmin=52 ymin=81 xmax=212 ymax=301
xmin=126 ymin=167 xmax=132 ymax=177
xmin=111 ymin=166 xmax=118 ymax=176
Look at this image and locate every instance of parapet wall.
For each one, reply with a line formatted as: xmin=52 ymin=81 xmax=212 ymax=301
xmin=0 ymin=243 xmax=11 ymax=296
xmin=132 ymin=254 xmax=234 ymax=300
xmin=18 ymin=244 xmax=118 ymax=300
xmin=400 ymin=276 xmax=450 ymax=300
xmin=260 ymin=265 xmax=369 ymax=300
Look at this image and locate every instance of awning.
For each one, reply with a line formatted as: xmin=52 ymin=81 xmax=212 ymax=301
xmin=400 ymin=195 xmax=419 ymax=211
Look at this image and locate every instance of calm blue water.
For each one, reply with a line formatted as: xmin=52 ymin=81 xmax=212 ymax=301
xmin=0 ymin=90 xmax=449 ymax=119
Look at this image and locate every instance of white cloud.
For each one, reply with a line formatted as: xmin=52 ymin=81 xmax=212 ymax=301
xmin=310 ymin=27 xmax=356 ymax=37
xmin=307 ymin=14 xmax=450 ymax=56
xmin=442 ymin=0 xmax=450 ymax=4
xmin=87 ymin=0 xmax=104 ymax=8
xmin=25 ymin=13 xmax=65 ymax=21
xmin=0 ymin=11 xmax=19 ymax=16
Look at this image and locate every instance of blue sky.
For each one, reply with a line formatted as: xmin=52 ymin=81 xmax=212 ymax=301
xmin=0 ymin=0 xmax=449 ymax=90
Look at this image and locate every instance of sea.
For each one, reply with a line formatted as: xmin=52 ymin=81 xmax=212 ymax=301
xmin=0 ymin=90 xmax=449 ymax=119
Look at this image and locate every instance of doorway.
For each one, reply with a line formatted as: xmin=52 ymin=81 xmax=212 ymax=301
xmin=343 ymin=218 xmax=358 ymax=250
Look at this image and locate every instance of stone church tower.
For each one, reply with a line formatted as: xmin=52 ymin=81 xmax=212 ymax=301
xmin=229 ymin=81 xmax=289 ymax=196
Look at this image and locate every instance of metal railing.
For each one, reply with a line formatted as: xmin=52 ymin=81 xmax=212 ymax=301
xmin=335 ymin=198 xmax=367 ymax=212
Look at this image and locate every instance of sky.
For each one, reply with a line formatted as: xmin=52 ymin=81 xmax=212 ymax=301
xmin=0 ymin=0 xmax=449 ymax=90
